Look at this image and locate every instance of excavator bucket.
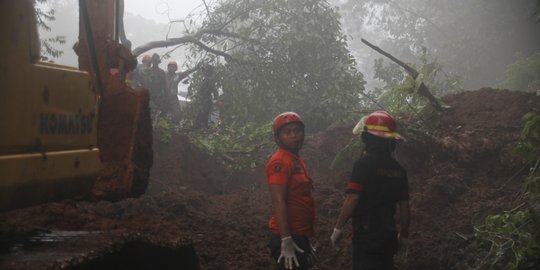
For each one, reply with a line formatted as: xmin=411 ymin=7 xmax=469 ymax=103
xmin=92 ymin=74 xmax=153 ymax=200
xmin=77 ymin=0 xmax=153 ymax=201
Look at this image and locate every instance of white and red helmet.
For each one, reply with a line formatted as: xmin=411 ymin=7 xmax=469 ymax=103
xmin=353 ymin=111 xmax=402 ymax=139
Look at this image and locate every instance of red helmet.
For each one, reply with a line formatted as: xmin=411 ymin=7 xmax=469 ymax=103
xmin=168 ymin=60 xmax=177 ymax=66
xmin=142 ymin=55 xmax=151 ymax=63
xmin=272 ymin=112 xmax=304 ymax=135
xmin=353 ymin=111 xmax=402 ymax=139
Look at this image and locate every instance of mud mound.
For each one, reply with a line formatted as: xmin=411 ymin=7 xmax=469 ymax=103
xmin=439 ymin=88 xmax=536 ymax=132
xmin=1 ymin=88 xmax=538 ymax=270
xmin=291 ymin=88 xmax=540 ymax=270
xmin=385 ymin=88 xmax=539 ymax=269
xmin=149 ymin=133 xmax=231 ymax=195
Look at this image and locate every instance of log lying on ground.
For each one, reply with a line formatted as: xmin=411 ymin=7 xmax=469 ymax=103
xmin=361 ymin=38 xmax=447 ymax=111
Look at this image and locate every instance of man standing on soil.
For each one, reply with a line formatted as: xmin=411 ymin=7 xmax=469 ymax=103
xmin=164 ymin=60 xmax=182 ymax=119
xmin=146 ymin=53 xmax=167 ymax=119
xmin=165 ymin=61 xmax=201 ymax=120
xmin=266 ymin=112 xmax=317 ymax=270
xmin=195 ymin=64 xmax=219 ymax=128
xmin=330 ymin=111 xmax=410 ymax=270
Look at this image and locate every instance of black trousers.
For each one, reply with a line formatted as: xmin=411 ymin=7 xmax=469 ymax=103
xmin=268 ymin=234 xmax=312 ymax=270
xmin=351 ymin=234 xmax=397 ymax=270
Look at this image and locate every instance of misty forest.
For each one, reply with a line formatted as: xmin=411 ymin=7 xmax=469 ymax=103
xmin=1 ymin=0 xmax=540 ymax=269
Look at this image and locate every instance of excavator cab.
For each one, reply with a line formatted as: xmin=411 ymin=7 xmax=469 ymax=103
xmin=0 ymin=0 xmax=152 ymax=211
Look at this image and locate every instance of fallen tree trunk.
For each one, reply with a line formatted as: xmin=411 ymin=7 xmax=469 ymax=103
xmin=361 ymin=38 xmax=446 ymax=111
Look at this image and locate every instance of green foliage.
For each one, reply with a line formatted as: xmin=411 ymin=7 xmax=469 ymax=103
xmin=188 ymin=122 xmax=275 ymax=170
xmin=516 ymin=112 xmax=540 ymax=194
xmin=377 ymin=74 xmax=419 ymax=114
xmin=372 ymin=48 xmax=462 ymax=116
xmin=154 ymin=117 xmax=173 ymax=143
xmin=34 ymin=0 xmax=65 ymax=61
xmin=499 ymin=53 xmax=540 ymax=92
xmin=472 ymin=208 xmax=540 ymax=270
xmin=186 ymin=0 xmax=366 ymax=132
xmin=466 ymin=113 xmax=540 ymax=270
xmin=517 ymin=113 xmax=540 ymax=162
xmin=525 ymin=174 xmax=540 ymax=196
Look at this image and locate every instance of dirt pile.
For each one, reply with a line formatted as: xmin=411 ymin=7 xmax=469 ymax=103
xmin=1 ymin=88 xmax=538 ymax=270
xmin=298 ymin=88 xmax=540 ymax=270
xmin=394 ymin=88 xmax=539 ymax=269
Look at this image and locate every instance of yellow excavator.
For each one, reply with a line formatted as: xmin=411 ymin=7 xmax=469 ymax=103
xmin=0 ymin=0 xmax=153 ymax=211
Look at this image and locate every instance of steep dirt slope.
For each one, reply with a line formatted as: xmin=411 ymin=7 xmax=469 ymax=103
xmin=309 ymin=88 xmax=540 ymax=269
xmin=1 ymin=88 xmax=538 ymax=270
xmin=396 ymin=88 xmax=537 ymax=269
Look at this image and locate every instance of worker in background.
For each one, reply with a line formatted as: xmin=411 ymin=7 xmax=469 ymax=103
xmin=194 ymin=64 xmax=219 ymax=128
xmin=147 ymin=53 xmax=166 ymax=118
xmin=266 ymin=112 xmax=317 ymax=270
xmin=330 ymin=111 xmax=410 ymax=270
xmin=128 ymin=55 xmax=151 ymax=89
xmin=165 ymin=61 xmax=201 ymax=120
xmin=165 ymin=60 xmax=182 ymax=119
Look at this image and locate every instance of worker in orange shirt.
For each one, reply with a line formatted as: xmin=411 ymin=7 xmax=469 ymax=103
xmin=266 ymin=112 xmax=317 ymax=270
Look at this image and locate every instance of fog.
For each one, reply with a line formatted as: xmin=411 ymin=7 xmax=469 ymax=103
xmin=38 ymin=0 xmax=540 ymax=91
xmin=37 ymin=0 xmax=198 ymax=68
xmin=336 ymin=0 xmax=540 ymax=89
xmin=38 ymin=0 xmax=205 ymax=96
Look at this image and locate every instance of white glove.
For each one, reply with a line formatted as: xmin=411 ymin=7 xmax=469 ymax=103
xmin=330 ymin=228 xmax=343 ymax=247
xmin=278 ymin=236 xmax=304 ymax=269
xmin=396 ymin=237 xmax=409 ymax=261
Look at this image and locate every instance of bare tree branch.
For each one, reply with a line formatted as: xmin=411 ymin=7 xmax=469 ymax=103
xmin=386 ymin=0 xmax=444 ymax=32
xmin=202 ymin=0 xmax=211 ymax=18
xmin=361 ymin=38 xmax=446 ymax=111
xmin=132 ymin=23 xmax=273 ymax=63
xmin=132 ymin=36 xmax=193 ymax=56
xmin=130 ymin=4 xmax=277 ymax=65
xmin=188 ymin=38 xmax=236 ymax=62
xmin=177 ymin=62 xmax=203 ymax=81
xmin=132 ymin=35 xmax=237 ymax=63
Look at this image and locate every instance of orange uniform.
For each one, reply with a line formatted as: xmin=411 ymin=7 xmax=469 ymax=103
xmin=266 ymin=148 xmax=316 ymax=237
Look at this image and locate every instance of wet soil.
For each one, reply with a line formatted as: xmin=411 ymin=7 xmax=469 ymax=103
xmin=1 ymin=88 xmax=539 ymax=269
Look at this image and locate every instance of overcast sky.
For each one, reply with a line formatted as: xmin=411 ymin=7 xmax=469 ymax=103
xmin=124 ymin=0 xmax=205 ymax=24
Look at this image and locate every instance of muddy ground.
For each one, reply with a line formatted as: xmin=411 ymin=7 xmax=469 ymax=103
xmin=1 ymin=88 xmax=539 ymax=269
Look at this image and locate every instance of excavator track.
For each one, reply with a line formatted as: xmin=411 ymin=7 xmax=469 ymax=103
xmin=0 ymin=230 xmax=199 ymax=269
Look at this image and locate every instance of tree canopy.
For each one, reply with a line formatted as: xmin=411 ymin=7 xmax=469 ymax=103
xmin=183 ymin=0 xmax=366 ymax=131
xmin=38 ymin=0 xmax=540 ymax=131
